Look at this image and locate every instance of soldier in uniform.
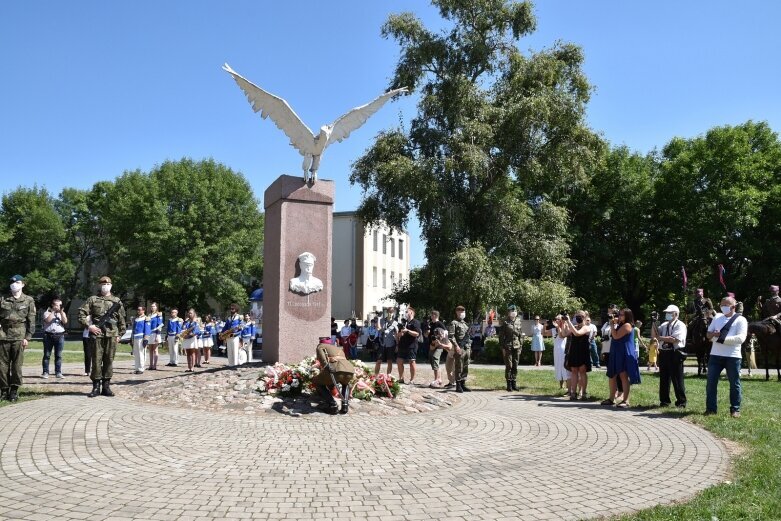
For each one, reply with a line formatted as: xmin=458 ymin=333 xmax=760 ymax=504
xmin=687 ymin=288 xmax=715 ymax=322
xmin=312 ymin=337 xmax=355 ymax=414
xmin=78 ymin=276 xmax=126 ymax=398
xmin=0 ymin=275 xmax=36 ymax=402
xmin=448 ymin=305 xmax=472 ymax=393
xmin=761 ymin=285 xmax=781 ymax=319
xmin=498 ymin=304 xmax=524 ymax=391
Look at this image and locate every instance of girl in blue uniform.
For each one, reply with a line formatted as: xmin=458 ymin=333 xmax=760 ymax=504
xmin=146 ymin=302 xmax=164 ymax=370
xmin=132 ymin=306 xmax=151 ymax=375
xmin=182 ymin=308 xmax=201 ymax=372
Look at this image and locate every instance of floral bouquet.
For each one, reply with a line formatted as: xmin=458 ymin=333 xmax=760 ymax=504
xmin=373 ymin=373 xmax=400 ymax=398
xmin=257 ymin=360 xmax=316 ymax=397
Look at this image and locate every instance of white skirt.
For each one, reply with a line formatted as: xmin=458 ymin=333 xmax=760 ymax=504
xmin=553 ymin=337 xmax=571 ymax=381
xmin=145 ymin=333 xmax=162 ymax=344
xmin=202 ymin=337 xmax=214 ymax=348
xmin=182 ymin=337 xmax=198 ymax=350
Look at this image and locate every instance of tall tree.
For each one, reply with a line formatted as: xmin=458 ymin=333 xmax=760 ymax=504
xmin=653 ymin=121 xmax=781 ymax=310
xmin=351 ymin=0 xmax=599 ymax=316
xmin=0 ymin=186 xmax=68 ymax=301
xmin=95 ymin=158 xmax=264 ymax=312
xmin=567 ymin=146 xmax=658 ymax=316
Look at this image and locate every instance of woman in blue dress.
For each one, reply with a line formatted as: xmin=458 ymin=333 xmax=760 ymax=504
xmin=602 ymin=308 xmax=641 ymax=408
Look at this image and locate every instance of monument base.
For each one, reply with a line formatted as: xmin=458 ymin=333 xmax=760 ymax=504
xmin=262 ymin=175 xmax=334 ymax=364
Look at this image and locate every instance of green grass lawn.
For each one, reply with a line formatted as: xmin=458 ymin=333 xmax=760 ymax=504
xmin=470 ymin=368 xmax=781 ymax=520
xmin=22 ymin=339 xmax=160 ymax=366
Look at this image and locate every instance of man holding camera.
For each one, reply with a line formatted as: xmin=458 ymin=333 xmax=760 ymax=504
xmin=42 ymin=297 xmax=68 ymax=379
xmin=655 ymin=304 xmax=688 ymax=408
xmin=705 ymin=297 xmax=748 ymax=418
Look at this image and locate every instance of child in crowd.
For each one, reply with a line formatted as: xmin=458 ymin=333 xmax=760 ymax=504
xmin=647 ymin=337 xmax=659 ymax=371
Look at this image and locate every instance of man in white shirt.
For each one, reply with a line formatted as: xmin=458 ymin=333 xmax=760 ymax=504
xmin=655 ymin=304 xmax=688 ymax=408
xmin=42 ymin=297 xmax=68 ymax=379
xmin=705 ymin=296 xmax=748 ymax=418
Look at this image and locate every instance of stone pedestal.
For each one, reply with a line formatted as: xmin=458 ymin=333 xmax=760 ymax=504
xmin=262 ymin=175 xmax=334 ymax=363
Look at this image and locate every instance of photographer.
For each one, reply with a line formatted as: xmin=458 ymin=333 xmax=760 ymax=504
xmin=655 ymin=305 xmax=687 ymax=408
xmin=375 ymin=310 xmax=398 ymax=376
xmin=560 ymin=311 xmax=592 ymax=400
xmin=395 ymin=307 xmax=421 ymax=384
xmin=548 ymin=314 xmax=571 ymax=393
xmin=601 ymin=308 xmax=641 ymax=408
xmin=42 ymin=297 xmax=68 ymax=379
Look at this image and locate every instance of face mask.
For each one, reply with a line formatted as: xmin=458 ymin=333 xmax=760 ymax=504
xmin=10 ymin=282 xmax=22 ymax=293
xmin=457 ymin=312 xmax=465 ymax=320
xmin=100 ymin=284 xmax=112 ymax=295
xmin=665 ymin=313 xmax=673 ymax=321
xmin=508 ymin=312 xmax=517 ymax=320
xmin=721 ymin=306 xmax=732 ymax=315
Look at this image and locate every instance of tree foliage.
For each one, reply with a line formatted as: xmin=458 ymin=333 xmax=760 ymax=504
xmin=0 ymin=159 xmax=263 ymax=314
xmin=351 ymin=0 xmax=600 ymax=317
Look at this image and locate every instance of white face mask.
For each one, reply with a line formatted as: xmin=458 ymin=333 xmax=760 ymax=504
xmin=457 ymin=312 xmax=465 ymax=320
xmin=721 ymin=306 xmax=733 ymax=315
xmin=665 ymin=313 xmax=673 ymax=321
xmin=10 ymin=282 xmax=22 ymax=293
xmin=508 ymin=312 xmax=517 ymax=320
xmin=100 ymin=284 xmax=112 ymax=295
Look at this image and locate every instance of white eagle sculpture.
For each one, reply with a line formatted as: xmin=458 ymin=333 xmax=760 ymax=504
xmin=223 ymin=63 xmax=408 ymax=184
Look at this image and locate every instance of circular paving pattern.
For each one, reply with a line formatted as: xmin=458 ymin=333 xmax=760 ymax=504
xmin=0 ymin=386 xmax=729 ymax=520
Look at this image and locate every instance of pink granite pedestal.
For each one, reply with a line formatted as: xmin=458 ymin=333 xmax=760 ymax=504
xmin=262 ymin=175 xmax=334 ymax=363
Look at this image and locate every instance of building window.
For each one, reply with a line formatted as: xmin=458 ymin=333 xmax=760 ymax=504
xmin=390 ymin=238 xmax=395 ymax=258
xmin=390 ymin=271 xmax=395 ymax=286
xmin=373 ymin=230 xmax=378 ymax=252
xmin=382 ymin=234 xmax=387 ymax=254
xmin=382 ymin=269 xmax=387 ymax=289
xmin=399 ymin=239 xmax=404 ymax=260
xmin=372 ymin=267 xmax=377 ymax=287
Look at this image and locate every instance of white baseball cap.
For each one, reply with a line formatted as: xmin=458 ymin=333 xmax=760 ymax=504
xmin=663 ymin=305 xmax=680 ymax=314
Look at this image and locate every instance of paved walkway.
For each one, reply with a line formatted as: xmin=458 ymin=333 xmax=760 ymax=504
xmin=0 ymin=361 xmax=729 ymax=520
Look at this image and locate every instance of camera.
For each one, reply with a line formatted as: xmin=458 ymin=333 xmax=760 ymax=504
xmin=545 ymin=318 xmax=555 ymax=330
xmin=650 ymin=310 xmax=659 ymax=322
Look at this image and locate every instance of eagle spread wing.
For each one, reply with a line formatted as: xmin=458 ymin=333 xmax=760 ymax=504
xmin=328 ymin=87 xmax=408 ymax=144
xmin=223 ymin=63 xmax=315 ymax=155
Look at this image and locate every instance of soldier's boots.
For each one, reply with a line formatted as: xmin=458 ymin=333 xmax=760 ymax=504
xmin=317 ymin=385 xmax=339 ymax=415
xmin=0 ymin=388 xmax=7 ymax=401
xmin=461 ymin=381 xmax=471 ymax=392
xmin=511 ymin=380 xmax=518 ymax=391
xmin=506 ymin=380 xmax=512 ymax=391
xmin=101 ymin=380 xmax=114 ymax=397
xmin=8 ymin=387 xmax=19 ymax=402
xmin=340 ymin=384 xmax=349 ymax=415
xmin=456 ymin=381 xmax=464 ymax=393
xmin=87 ymin=380 xmax=102 ymax=398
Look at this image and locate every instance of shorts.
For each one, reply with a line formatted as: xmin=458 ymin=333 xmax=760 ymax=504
xmin=376 ymin=345 xmax=396 ymax=362
xmin=397 ymin=344 xmax=418 ymax=362
xmin=429 ymin=347 xmax=444 ymax=370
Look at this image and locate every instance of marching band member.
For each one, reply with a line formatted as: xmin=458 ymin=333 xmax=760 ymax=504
xmin=201 ymin=314 xmax=215 ymax=365
xmin=241 ymin=313 xmax=255 ymax=364
xmin=132 ymin=306 xmax=150 ymax=374
xmin=182 ymin=308 xmax=201 ymax=372
xmin=221 ymin=303 xmax=243 ymax=366
xmin=165 ymin=308 xmax=183 ymax=367
xmin=146 ymin=302 xmax=163 ymax=370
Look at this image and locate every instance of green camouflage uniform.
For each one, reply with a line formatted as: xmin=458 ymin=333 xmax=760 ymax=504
xmin=79 ymin=295 xmax=126 ymax=381
xmin=448 ymin=319 xmax=472 ymax=385
xmin=498 ymin=316 xmax=524 ymax=380
xmin=0 ymin=293 xmax=36 ymax=393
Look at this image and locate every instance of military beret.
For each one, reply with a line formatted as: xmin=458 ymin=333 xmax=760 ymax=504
xmin=99 ymin=276 xmax=112 ymax=284
xmin=10 ymin=275 xmax=24 ymax=282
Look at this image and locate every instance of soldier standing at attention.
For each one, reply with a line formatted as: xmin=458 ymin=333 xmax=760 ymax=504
xmin=448 ymin=305 xmax=472 ymax=393
xmin=498 ymin=304 xmax=524 ymax=391
xmin=79 ymin=276 xmax=126 ymax=398
xmin=0 ymin=275 xmax=36 ymax=402
xmin=312 ymin=337 xmax=355 ymax=414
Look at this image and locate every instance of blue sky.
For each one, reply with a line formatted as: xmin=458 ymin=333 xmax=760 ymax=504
xmin=1 ymin=1 xmax=779 ymax=269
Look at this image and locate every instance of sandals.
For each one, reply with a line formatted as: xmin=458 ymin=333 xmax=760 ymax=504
xmin=616 ymin=401 xmax=629 ymax=408
xmin=600 ymin=399 xmax=614 ymax=406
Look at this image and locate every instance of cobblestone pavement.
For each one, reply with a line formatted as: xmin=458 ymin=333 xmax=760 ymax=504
xmin=0 ymin=360 xmax=729 ymax=520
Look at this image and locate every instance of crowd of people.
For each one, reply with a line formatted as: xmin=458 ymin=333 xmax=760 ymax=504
xmin=0 ymin=273 xmax=760 ymax=419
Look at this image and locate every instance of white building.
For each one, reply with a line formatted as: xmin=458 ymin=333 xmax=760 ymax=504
xmin=332 ymin=211 xmax=410 ymax=322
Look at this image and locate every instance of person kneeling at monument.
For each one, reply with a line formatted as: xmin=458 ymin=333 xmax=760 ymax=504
xmin=313 ymin=338 xmax=355 ymax=415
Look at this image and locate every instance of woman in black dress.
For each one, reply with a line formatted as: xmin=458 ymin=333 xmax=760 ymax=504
xmin=561 ymin=310 xmax=592 ymax=400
